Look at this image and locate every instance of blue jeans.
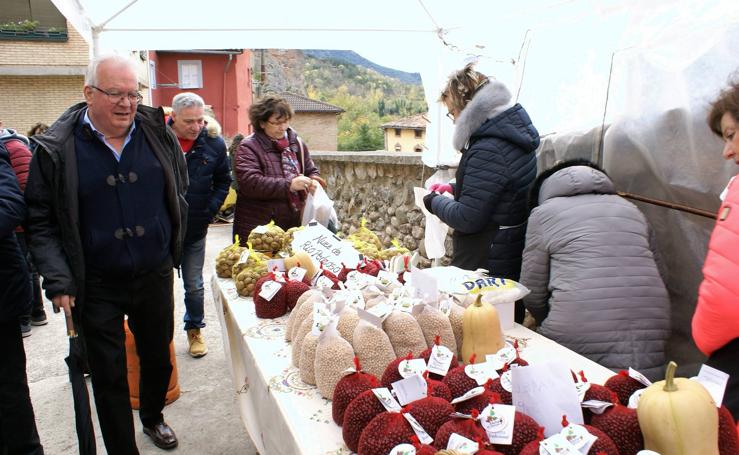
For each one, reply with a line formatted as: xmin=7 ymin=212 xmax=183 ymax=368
xmin=181 ymin=237 xmax=206 ymax=330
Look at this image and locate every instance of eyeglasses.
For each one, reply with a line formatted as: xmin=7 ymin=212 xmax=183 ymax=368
xmin=267 ymin=119 xmax=289 ymax=126
xmin=446 ymin=111 xmax=455 ymax=121
xmin=90 ymin=85 xmax=143 ymax=104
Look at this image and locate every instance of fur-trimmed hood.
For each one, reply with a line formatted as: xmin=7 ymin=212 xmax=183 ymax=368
xmin=452 ymin=79 xmax=514 ymax=150
xmin=528 ymin=159 xmax=615 ymax=210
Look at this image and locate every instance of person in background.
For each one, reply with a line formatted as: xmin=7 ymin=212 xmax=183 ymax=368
xmin=423 ymin=63 xmax=538 ymax=323
xmin=0 ymin=121 xmax=47 ymax=336
xmin=0 ymin=141 xmax=44 ymax=454
xmin=520 ymin=159 xmax=670 ymax=380
xmin=168 ymin=92 xmax=231 ymax=358
xmin=692 ymin=81 xmax=739 ymax=421
xmin=233 ymin=95 xmax=323 ymax=242
xmin=27 ymin=122 xmax=49 ymax=138
xmin=25 ymin=54 xmax=188 ymax=452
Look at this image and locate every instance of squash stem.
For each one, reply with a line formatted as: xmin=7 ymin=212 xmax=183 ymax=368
xmin=662 ymin=361 xmax=678 ymax=392
xmin=474 ymin=295 xmax=482 ymax=307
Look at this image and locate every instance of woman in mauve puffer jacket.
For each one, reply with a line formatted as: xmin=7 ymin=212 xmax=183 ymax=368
xmin=692 ymin=81 xmax=739 ymax=421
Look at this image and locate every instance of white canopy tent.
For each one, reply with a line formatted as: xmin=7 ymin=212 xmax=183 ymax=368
xmin=51 ymin=0 xmax=739 ymax=371
xmin=50 ymin=0 xmax=739 ymax=167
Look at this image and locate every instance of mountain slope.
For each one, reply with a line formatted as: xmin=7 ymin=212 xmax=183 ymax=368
xmin=303 ymin=49 xmax=422 ymax=85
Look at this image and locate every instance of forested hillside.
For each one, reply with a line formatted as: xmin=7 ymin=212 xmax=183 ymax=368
xmin=304 ymin=55 xmax=427 ymax=150
xmin=260 ymin=50 xmax=427 ymax=151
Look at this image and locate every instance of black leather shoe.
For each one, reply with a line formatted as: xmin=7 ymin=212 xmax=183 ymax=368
xmin=143 ymin=421 xmax=178 ymax=450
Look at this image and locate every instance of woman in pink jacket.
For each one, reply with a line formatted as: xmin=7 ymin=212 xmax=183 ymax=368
xmin=693 ymin=81 xmax=739 ymax=421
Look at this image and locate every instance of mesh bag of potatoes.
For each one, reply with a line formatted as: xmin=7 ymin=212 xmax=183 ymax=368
xmin=347 ymin=237 xmax=380 ymax=260
xmin=247 ymin=220 xmax=287 ymax=255
xmin=347 ymin=218 xmax=382 ymax=249
xmin=233 ymin=246 xmax=269 ymax=297
xmin=282 ymin=226 xmax=304 ymax=255
xmin=215 ymin=235 xmax=247 ymax=278
xmin=376 ymin=239 xmax=410 ymax=261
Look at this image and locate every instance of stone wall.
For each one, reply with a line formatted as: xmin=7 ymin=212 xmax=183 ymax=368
xmin=311 ymin=151 xmax=451 ymax=266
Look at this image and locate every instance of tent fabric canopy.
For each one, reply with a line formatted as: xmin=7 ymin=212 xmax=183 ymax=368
xmin=51 ymin=0 xmax=739 ymax=372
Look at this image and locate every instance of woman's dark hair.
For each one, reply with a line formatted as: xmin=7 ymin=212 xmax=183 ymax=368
xmin=27 ymin=122 xmax=49 ymax=137
xmin=707 ymin=82 xmax=739 ymax=137
xmin=528 ymin=159 xmax=608 ymax=210
xmin=248 ymin=95 xmax=293 ymax=133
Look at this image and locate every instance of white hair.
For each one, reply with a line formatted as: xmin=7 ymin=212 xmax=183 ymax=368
xmin=172 ymin=92 xmax=205 ymax=114
xmin=84 ymin=54 xmax=137 ymax=86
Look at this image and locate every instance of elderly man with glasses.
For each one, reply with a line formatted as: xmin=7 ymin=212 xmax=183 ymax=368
xmin=25 ymin=54 xmax=188 ymax=453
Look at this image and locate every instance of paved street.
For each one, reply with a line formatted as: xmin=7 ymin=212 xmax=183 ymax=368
xmin=25 ymin=223 xmax=258 ymax=454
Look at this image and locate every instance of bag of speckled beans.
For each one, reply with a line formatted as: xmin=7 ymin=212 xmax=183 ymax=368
xmin=314 ymin=320 xmax=355 ymax=399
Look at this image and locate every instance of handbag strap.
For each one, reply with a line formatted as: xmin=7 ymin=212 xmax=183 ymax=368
xmin=296 ymin=136 xmax=305 ymax=174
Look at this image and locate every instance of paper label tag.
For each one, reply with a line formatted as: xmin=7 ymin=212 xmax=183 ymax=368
xmin=629 ymin=367 xmax=653 ymax=387
xmin=574 ymin=382 xmax=591 ymax=402
xmin=447 ymin=433 xmax=479 ymax=453
xmin=392 ymin=374 xmax=428 ymax=406
xmin=481 ymin=403 xmax=516 ymax=445
xmin=500 ymin=370 xmax=513 ymax=392
xmin=427 ymin=344 xmax=454 ymax=376
xmin=273 ymin=271 xmax=286 ymax=283
xmin=377 ymin=270 xmax=399 ymax=287
xmin=372 ymin=387 xmax=402 ymax=412
xmin=368 ymin=301 xmax=393 ymax=320
xmin=399 ymin=358 xmax=427 ymax=379
xmin=238 ymin=249 xmax=251 ymax=264
xmin=695 ymin=364 xmax=730 ymax=407
xmin=450 ymin=386 xmax=486 ymax=405
xmin=438 ymin=297 xmax=452 ymax=316
xmin=311 ymin=301 xmax=332 ymax=336
xmin=465 ymin=361 xmax=500 ymax=385
xmin=345 ymin=270 xmax=373 ymax=290
xmin=389 ymin=444 xmax=416 ymax=455
xmin=257 ymin=280 xmax=281 ymax=301
xmin=267 ymin=258 xmax=286 ymax=272
xmin=581 ymin=400 xmax=613 ymax=414
xmin=627 ymin=388 xmax=646 ymax=409
xmin=540 ymin=433 xmax=582 ymax=455
xmin=496 ymin=345 xmax=517 ymax=365
xmin=346 ymin=290 xmax=366 ymax=310
xmin=287 ymin=266 xmax=307 ymax=282
xmin=253 ymin=224 xmax=268 ymax=234
xmin=395 ymin=297 xmax=419 ymax=313
xmin=410 ymin=268 xmax=439 ymax=304
xmin=314 ymin=275 xmax=335 ymax=289
xmin=403 ymin=413 xmax=433 ymax=445
xmin=561 ymin=424 xmax=597 ymax=453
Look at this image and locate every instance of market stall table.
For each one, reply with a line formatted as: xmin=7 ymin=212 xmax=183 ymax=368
xmin=211 ymin=273 xmax=616 ymax=455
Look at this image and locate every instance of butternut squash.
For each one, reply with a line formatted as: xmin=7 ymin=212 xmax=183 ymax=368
xmin=460 ymin=295 xmax=505 ymax=364
xmin=637 ymin=361 xmax=719 ymax=455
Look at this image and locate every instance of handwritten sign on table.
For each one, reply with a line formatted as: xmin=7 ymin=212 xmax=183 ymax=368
xmin=291 ymin=221 xmax=361 ymax=275
xmin=511 ymin=362 xmax=584 ymax=436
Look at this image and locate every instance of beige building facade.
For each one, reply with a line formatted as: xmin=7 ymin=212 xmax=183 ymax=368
xmin=1 ymin=0 xmax=151 ymax=135
xmin=281 ymin=93 xmax=343 ymax=151
xmin=381 ymin=113 xmax=428 ymax=152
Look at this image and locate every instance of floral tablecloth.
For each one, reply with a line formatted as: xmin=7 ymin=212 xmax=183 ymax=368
xmin=211 ymin=273 xmax=615 ymax=455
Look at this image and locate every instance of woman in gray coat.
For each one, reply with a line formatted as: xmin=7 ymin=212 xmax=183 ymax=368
xmin=520 ymin=160 xmax=670 ymax=380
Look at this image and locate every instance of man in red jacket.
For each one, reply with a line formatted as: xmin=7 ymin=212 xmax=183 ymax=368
xmin=0 ymin=121 xmax=47 ymax=336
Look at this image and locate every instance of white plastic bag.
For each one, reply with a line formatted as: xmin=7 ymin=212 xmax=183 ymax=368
xmin=302 ymin=184 xmax=335 ymax=227
xmin=414 ymin=187 xmax=449 ymax=259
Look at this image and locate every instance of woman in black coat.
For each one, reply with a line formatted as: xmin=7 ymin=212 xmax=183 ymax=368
xmin=423 ymin=64 xmax=539 ymax=322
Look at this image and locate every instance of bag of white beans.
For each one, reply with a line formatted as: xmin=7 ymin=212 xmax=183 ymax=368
xmin=314 ymin=320 xmax=355 ymax=399
xmin=351 ymin=316 xmax=395 ymax=379
xmin=382 ymin=310 xmax=427 ymax=357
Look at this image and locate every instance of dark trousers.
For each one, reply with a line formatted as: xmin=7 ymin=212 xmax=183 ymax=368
xmin=0 ymin=321 xmax=44 ymax=455
xmin=14 ymin=233 xmax=45 ymax=323
xmin=81 ymin=260 xmax=174 ymax=455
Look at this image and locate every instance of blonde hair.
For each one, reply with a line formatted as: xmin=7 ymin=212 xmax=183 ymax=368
xmin=439 ymin=63 xmax=490 ymax=112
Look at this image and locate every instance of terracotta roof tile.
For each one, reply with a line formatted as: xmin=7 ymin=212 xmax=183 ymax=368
xmin=280 ymin=92 xmax=344 ymax=113
xmin=380 ymin=113 xmax=429 ymax=129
